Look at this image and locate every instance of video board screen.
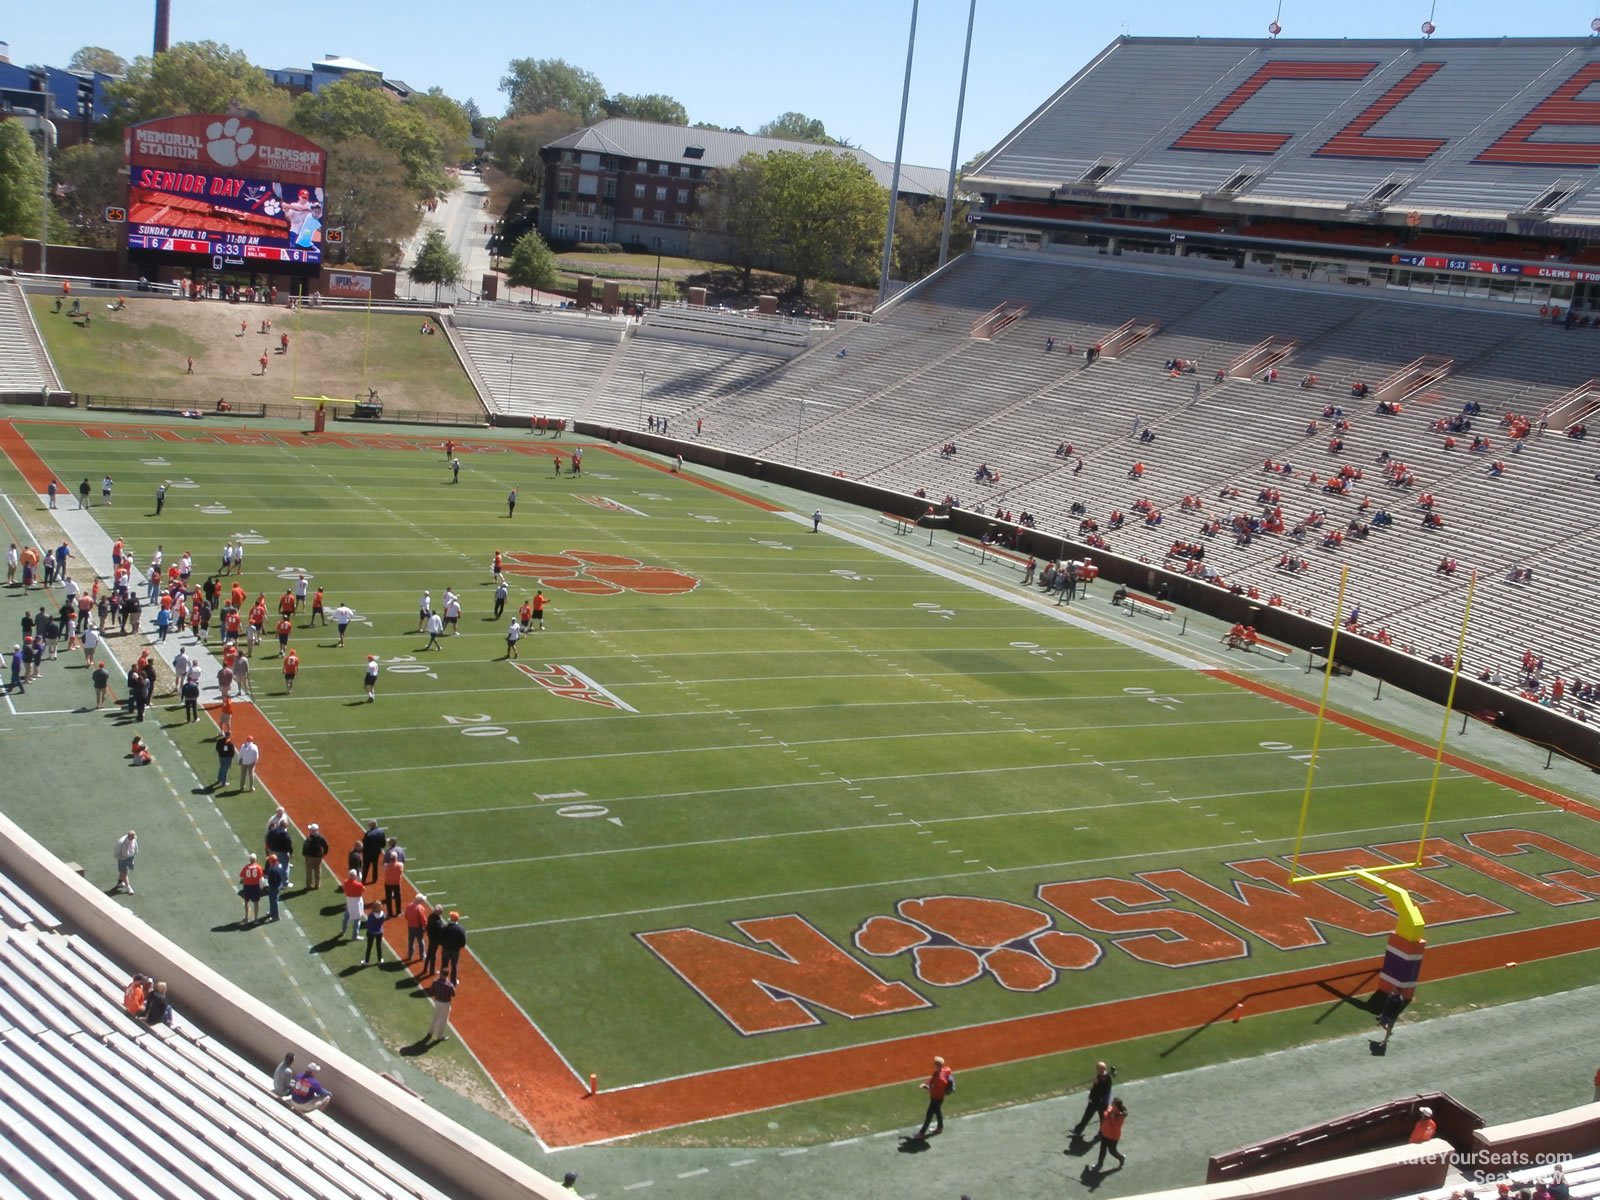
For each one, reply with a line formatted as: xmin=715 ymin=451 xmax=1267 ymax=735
xmin=124 ymin=116 xmax=327 ymax=269
xmin=128 ymin=170 xmax=324 ymax=264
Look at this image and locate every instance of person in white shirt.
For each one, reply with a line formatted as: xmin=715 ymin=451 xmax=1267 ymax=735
xmin=424 ymin=611 xmax=445 ymax=651
xmin=332 ymin=604 xmax=354 ymax=647
xmin=505 ymin=618 xmax=523 ymax=660
xmin=364 ymin=655 xmax=379 ymax=701
xmin=231 ymin=541 xmax=245 ymax=574
xmin=294 ymin=574 xmax=309 ymax=607
xmin=238 ymin=737 xmax=261 ymax=791
xmin=417 ymin=590 xmax=431 ymax=632
xmin=442 ymin=590 xmax=462 ymax=635
xmin=272 ymin=1052 xmax=297 ymax=1098
xmin=221 ymin=542 xmax=234 ymax=575
xmin=4 ymin=543 xmax=16 ymax=586
xmin=81 ymin=625 xmax=100 ymax=666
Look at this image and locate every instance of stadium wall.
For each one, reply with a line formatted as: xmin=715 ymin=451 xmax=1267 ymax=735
xmin=584 ymin=425 xmax=1598 ymax=772
xmin=0 ymin=810 xmax=566 ymax=1200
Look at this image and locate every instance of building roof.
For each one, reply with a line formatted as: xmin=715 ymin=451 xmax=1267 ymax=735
xmin=317 ymin=55 xmax=381 ymax=74
xmin=967 ymin=36 xmax=1600 ymax=227
xmin=543 ymin=118 xmax=950 ymax=198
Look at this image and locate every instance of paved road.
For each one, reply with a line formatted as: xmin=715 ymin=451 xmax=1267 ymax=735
xmin=401 ymin=171 xmax=494 ymax=304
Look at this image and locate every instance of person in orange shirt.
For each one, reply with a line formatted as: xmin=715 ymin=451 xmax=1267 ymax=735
xmin=517 ymin=600 xmax=533 ymax=630
xmin=1095 ymin=1098 xmax=1128 ymax=1172
xmin=339 ymin=869 xmax=367 ymax=940
xmin=123 ymin=974 xmax=149 ymax=1017
xmin=1409 ymin=1105 xmax=1437 ymax=1144
xmin=532 ymin=591 xmax=547 ymax=631
xmin=310 ymin=587 xmax=325 ymax=626
xmin=218 ymin=692 xmax=234 ymax=736
xmin=275 ymin=615 xmax=293 ymax=657
xmin=239 ymin=853 xmax=265 ymax=923
xmin=278 ymin=589 xmax=296 ymax=618
xmin=915 ymin=1055 xmax=953 ymax=1141
xmin=382 ymin=852 xmax=405 ymax=917
xmin=282 ymin=648 xmax=300 ymax=694
xmin=230 ymin=582 xmax=246 ymax=609
xmin=224 ymin=607 xmax=243 ymax=645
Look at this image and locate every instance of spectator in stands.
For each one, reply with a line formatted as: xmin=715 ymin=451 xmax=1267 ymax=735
xmin=289 ymin=1064 xmax=332 ymax=1114
xmin=123 ymin=974 xmax=149 ymax=1018
xmin=144 ymin=981 xmax=173 ymax=1026
xmin=1407 ymin=1105 xmax=1436 ymax=1143
xmin=272 ymin=1052 xmax=296 ymax=1098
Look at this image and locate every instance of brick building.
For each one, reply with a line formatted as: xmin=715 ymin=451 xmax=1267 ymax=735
xmin=536 ymin=118 xmax=949 ymax=257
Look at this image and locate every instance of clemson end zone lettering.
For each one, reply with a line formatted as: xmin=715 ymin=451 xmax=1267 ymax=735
xmin=637 ymin=916 xmax=929 ymax=1035
xmin=511 ymin=662 xmax=638 ymax=712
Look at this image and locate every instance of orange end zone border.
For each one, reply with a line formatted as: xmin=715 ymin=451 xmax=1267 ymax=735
xmin=8 ymin=418 xmax=1600 ymax=1147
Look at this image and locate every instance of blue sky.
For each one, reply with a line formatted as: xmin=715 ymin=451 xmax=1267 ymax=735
xmin=7 ymin=1 xmax=1600 ymax=167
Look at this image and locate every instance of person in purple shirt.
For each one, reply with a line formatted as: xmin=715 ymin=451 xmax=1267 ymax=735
xmin=289 ymin=1065 xmax=332 ymax=1113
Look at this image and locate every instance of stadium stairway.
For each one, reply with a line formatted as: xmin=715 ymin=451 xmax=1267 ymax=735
xmin=0 ymin=280 xmax=62 ymax=395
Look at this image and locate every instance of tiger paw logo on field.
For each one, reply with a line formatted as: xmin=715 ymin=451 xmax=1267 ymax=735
xmin=206 ymin=117 xmax=256 ymax=167
xmin=854 ymin=897 xmax=1101 ymax=992
xmin=502 ymin=550 xmax=698 ymax=596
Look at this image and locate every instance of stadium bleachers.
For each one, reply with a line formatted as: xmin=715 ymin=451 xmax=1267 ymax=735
xmin=0 ymin=866 xmax=448 ymax=1200
xmin=0 ymin=280 xmax=61 ymax=394
xmin=528 ymin=250 xmax=1600 ymax=702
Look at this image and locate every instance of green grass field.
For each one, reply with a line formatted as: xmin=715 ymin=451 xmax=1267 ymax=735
xmin=12 ymin=417 xmax=1600 ymax=1146
xmin=31 ymin=296 xmax=483 ymax=414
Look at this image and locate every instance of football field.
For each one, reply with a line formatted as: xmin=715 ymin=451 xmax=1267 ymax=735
xmin=6 ymin=416 xmax=1600 ymax=1149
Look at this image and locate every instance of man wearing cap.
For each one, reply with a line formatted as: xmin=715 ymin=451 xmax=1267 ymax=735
xmin=289 ymin=1064 xmax=332 ymax=1114
xmin=1409 ymin=1106 xmax=1437 ymax=1143
xmin=364 ymin=654 xmax=379 ymax=701
xmin=302 ymin=824 xmax=329 ymax=890
xmin=439 ymin=911 xmax=468 ymax=984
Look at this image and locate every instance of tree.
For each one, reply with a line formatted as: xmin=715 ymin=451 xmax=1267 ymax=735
xmin=0 ymin=121 xmax=44 ymax=238
xmin=51 ymin=142 xmax=124 ymax=250
xmin=762 ymin=150 xmax=886 ymax=295
xmin=491 ymin=110 xmax=585 ymax=191
xmin=105 ymin=41 xmax=290 ymax=132
xmin=322 ymin=137 xmax=415 ymax=267
xmin=506 ymin=229 xmax=557 ymax=296
xmin=601 ymin=93 xmax=689 ymax=126
xmin=756 ymin=112 xmax=842 ymax=146
xmin=293 ymin=77 xmax=451 ymax=198
xmin=892 ymin=196 xmax=971 ymax=283
xmin=412 ymin=88 xmax=474 ymax=165
xmin=500 ymin=58 xmax=606 ymax=121
xmin=409 ymin=229 xmax=463 ymax=302
xmin=69 ymin=46 xmax=128 ymax=76
xmin=694 ymin=152 xmax=773 ymax=294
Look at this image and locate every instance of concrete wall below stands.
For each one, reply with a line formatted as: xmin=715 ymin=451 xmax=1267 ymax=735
xmin=1474 ymin=1101 xmax=1600 ymax=1164
xmin=1129 ymin=1140 xmax=1449 ymax=1200
xmin=582 ymin=426 xmax=1600 ymax=770
xmin=0 ymin=810 xmax=563 ymax=1200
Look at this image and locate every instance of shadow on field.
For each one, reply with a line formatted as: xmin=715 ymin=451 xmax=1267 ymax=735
xmin=1158 ymin=966 xmax=1380 ymax=1059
